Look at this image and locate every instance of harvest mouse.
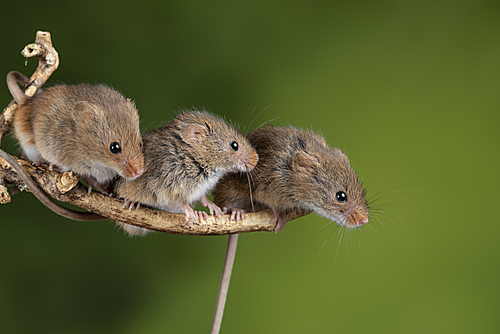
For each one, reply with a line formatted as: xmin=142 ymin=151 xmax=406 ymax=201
xmin=213 ymin=125 xmax=369 ymax=232
xmin=7 ymin=71 xmax=144 ymax=194
xmin=114 ymin=110 xmax=258 ymax=236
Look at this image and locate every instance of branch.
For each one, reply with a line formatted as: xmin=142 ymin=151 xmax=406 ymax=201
xmin=0 ymin=31 xmax=310 ymax=236
xmin=0 ymin=31 xmax=59 ymax=143
xmin=0 ymin=154 xmax=310 ymax=235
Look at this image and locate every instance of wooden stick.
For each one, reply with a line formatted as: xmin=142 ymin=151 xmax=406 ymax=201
xmin=0 ymin=31 xmax=59 ymax=143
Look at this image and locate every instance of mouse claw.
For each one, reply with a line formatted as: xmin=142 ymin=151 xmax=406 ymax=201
xmin=122 ymin=199 xmax=140 ymax=211
xmin=199 ymin=195 xmax=223 ymax=217
xmin=230 ymin=208 xmax=245 ymax=222
xmin=222 ymin=207 xmax=246 ymax=222
xmin=195 ymin=210 xmax=208 ymax=222
xmin=181 ymin=204 xmax=197 ymax=226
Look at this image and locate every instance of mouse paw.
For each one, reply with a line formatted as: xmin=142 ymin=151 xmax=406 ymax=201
xmin=123 ymin=199 xmax=141 ymax=211
xmin=271 ymin=209 xmax=287 ymax=233
xmin=199 ymin=195 xmax=223 ymax=217
xmin=180 ymin=204 xmax=197 ymax=226
xmin=196 ymin=210 xmax=209 ymax=221
xmin=222 ymin=207 xmax=246 ymax=222
xmin=47 ymin=162 xmax=63 ymax=172
xmin=81 ymin=175 xmax=110 ymax=195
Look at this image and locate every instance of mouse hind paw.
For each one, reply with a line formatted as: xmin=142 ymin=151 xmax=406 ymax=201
xmin=222 ymin=207 xmax=246 ymax=222
xmin=271 ymin=209 xmax=287 ymax=233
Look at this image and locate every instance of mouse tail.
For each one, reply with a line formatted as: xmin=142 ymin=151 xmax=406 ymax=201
xmin=7 ymin=71 xmax=30 ymax=105
xmin=0 ymin=149 xmax=106 ymax=221
xmin=211 ymin=233 xmax=239 ymax=334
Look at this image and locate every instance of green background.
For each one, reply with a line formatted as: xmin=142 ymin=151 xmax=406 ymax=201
xmin=1 ymin=1 xmax=499 ymax=333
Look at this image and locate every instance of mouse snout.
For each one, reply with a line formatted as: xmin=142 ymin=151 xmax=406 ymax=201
xmin=239 ymin=149 xmax=258 ymax=172
xmin=121 ymin=157 xmax=144 ymax=179
xmin=346 ymin=209 xmax=369 ymax=228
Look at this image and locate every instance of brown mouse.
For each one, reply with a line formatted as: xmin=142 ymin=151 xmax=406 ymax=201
xmin=114 ymin=110 xmax=259 ymax=236
xmin=213 ymin=125 xmax=369 ymax=232
xmin=7 ymin=71 xmax=144 ymax=194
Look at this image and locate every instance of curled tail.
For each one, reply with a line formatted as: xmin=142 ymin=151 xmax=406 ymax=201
xmin=7 ymin=71 xmax=30 ymax=105
xmin=0 ymin=149 xmax=106 ymax=221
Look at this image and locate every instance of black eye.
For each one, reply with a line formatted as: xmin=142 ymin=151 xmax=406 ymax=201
xmin=109 ymin=142 xmax=122 ymax=154
xmin=230 ymin=141 xmax=239 ymax=151
xmin=335 ymin=191 xmax=347 ymax=203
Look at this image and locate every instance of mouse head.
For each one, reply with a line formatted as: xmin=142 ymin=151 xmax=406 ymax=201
xmin=73 ymin=86 xmax=144 ymax=180
xmin=177 ymin=111 xmax=258 ymax=173
xmin=288 ymin=131 xmax=369 ymax=228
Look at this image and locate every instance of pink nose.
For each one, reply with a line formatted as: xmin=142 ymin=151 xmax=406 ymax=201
xmin=358 ymin=217 xmax=368 ymax=226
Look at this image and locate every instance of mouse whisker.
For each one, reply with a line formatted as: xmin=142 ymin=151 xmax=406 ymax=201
xmin=246 ymin=172 xmax=255 ymax=213
xmin=294 ymin=219 xmax=335 ymax=261
xmin=241 ymin=107 xmax=257 ymax=134
xmin=246 ymin=105 xmax=272 ymax=134
xmin=356 ymin=227 xmax=364 ymax=253
xmin=370 ymin=208 xmax=405 ymax=227
xmin=366 ymin=188 xmax=423 ymax=206
xmin=334 ymin=225 xmax=348 ymax=266
xmin=316 ymin=220 xmax=341 ymax=261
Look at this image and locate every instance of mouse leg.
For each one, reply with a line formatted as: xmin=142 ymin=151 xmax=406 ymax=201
xmin=200 ymin=195 xmax=223 ymax=217
xmin=271 ymin=209 xmax=287 ymax=233
xmin=81 ymin=175 xmax=109 ymax=195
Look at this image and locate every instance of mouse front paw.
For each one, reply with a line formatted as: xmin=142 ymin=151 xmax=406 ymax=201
xmin=199 ymin=195 xmax=223 ymax=217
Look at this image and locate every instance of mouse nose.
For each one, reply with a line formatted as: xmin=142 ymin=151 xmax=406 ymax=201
xmin=134 ymin=168 xmax=144 ymax=177
xmin=358 ymin=217 xmax=368 ymax=226
xmin=122 ymin=158 xmax=144 ymax=179
xmin=347 ymin=210 xmax=369 ymax=227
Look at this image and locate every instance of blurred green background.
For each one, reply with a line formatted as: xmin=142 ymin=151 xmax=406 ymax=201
xmin=1 ymin=1 xmax=499 ymax=333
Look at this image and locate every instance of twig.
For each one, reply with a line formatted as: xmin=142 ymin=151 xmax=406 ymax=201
xmin=0 ymin=153 xmax=309 ymax=235
xmin=0 ymin=31 xmax=59 ymax=143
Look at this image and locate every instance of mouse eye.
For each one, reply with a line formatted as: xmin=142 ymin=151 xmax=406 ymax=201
xmin=230 ymin=141 xmax=239 ymax=151
xmin=109 ymin=142 xmax=122 ymax=154
xmin=335 ymin=191 xmax=347 ymax=203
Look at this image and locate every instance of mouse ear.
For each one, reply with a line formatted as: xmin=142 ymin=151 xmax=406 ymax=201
xmin=293 ymin=151 xmax=319 ymax=174
xmin=331 ymin=147 xmax=350 ymax=165
xmin=73 ymin=101 xmax=101 ymax=125
xmin=180 ymin=123 xmax=208 ymax=147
